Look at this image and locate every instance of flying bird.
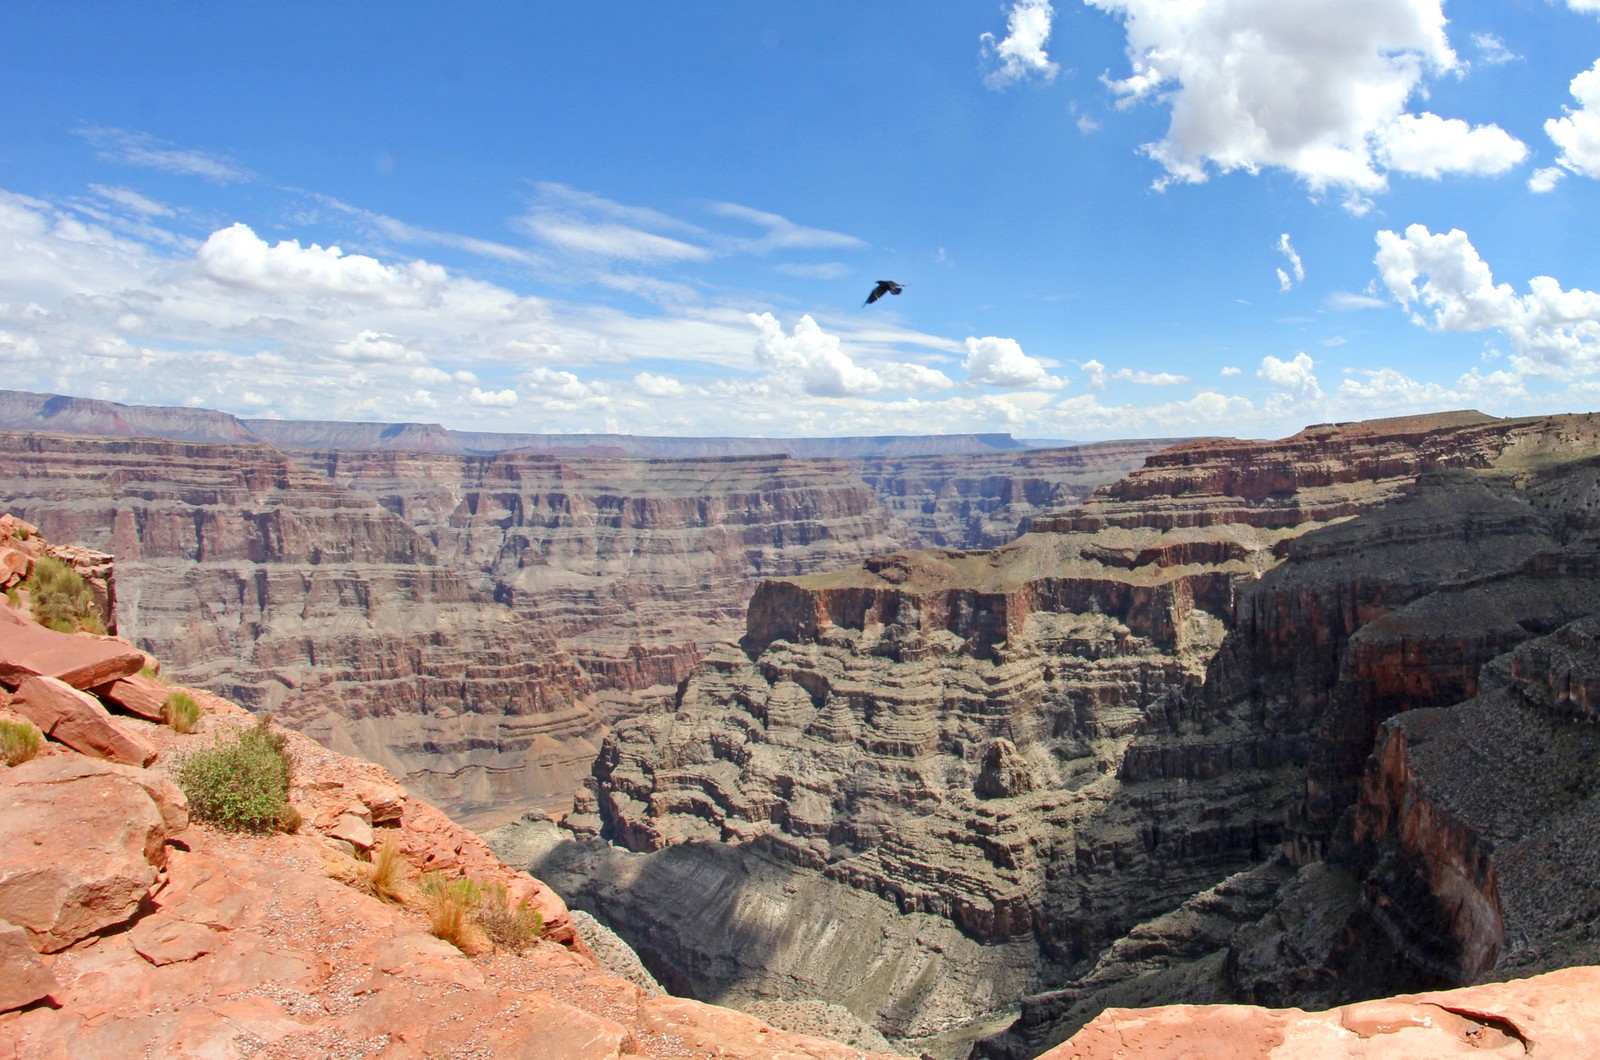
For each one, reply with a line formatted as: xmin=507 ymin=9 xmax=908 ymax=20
xmin=863 ymin=280 xmax=903 ymax=307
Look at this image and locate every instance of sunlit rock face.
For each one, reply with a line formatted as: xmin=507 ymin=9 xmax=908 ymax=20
xmin=532 ymin=411 xmax=1600 ymax=1055
xmin=0 ymin=420 xmax=1165 ymax=824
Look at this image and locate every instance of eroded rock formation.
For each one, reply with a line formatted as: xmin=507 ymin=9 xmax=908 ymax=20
xmin=513 ymin=411 xmax=1600 ymax=1057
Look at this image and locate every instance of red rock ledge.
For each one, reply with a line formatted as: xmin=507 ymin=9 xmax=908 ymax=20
xmin=1046 ymin=966 xmax=1600 ymax=1058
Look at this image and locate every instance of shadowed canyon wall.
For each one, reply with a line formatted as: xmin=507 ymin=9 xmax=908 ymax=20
xmin=496 ymin=411 xmax=1600 ymax=1057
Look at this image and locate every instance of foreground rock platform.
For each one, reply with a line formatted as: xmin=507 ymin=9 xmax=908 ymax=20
xmin=0 ymin=587 xmax=906 ymax=1059
xmin=1046 ymin=966 xmax=1600 ymax=1058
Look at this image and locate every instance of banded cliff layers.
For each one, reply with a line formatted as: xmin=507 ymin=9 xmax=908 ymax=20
xmin=0 ymin=394 xmax=1169 ymax=822
xmin=502 ymin=410 xmax=1600 ymax=1056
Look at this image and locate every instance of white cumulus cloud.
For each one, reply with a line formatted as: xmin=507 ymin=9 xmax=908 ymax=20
xmin=1545 ymin=59 xmax=1600 ymax=180
xmin=1259 ymin=352 xmax=1323 ymax=397
xmin=1087 ymin=0 xmax=1527 ymax=199
xmin=748 ymin=314 xmax=953 ymax=397
xmin=468 ymin=386 xmax=518 ymax=407
xmin=1375 ymin=224 xmax=1600 ymax=378
xmin=963 ymin=335 xmax=1066 ymax=388
xmin=1113 ymin=368 xmax=1189 ymax=385
xmin=633 ymin=371 xmax=686 ymax=398
xmin=981 ymin=0 xmax=1060 ymax=89
xmin=198 ymin=223 xmax=450 ymax=305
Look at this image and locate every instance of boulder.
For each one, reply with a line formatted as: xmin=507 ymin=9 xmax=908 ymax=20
xmin=13 ymin=753 xmax=188 ymax=834
xmin=0 ymin=544 xmax=28 ymax=589
xmin=93 ymin=673 xmax=169 ymax=722
xmin=327 ymin=811 xmax=375 ymax=851
xmin=0 ymin=603 xmax=144 ymax=690
xmin=0 ymin=919 xmax=56 ymax=1011
xmin=9 ymin=675 xmax=156 ymax=766
xmin=0 ymin=757 xmax=168 ymax=951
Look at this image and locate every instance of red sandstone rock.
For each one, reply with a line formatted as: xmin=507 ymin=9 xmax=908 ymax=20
xmin=1045 ymin=967 xmax=1600 ymax=1058
xmin=13 ymin=753 xmax=189 ymax=834
xmin=0 ymin=601 xmax=143 ymax=690
xmin=0 ymin=757 xmax=168 ymax=952
xmin=0 ymin=921 xmax=55 ymax=1012
xmin=9 ymin=675 xmax=156 ymax=766
xmin=93 ymin=672 xmax=169 ymax=721
xmin=0 ymin=545 xmax=28 ymax=589
xmin=0 ymin=699 xmax=908 ymax=1059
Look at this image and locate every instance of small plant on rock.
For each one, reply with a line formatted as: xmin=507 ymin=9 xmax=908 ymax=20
xmin=419 ymin=873 xmax=483 ymax=952
xmin=175 ymin=715 xmax=294 ymax=832
xmin=21 ymin=555 xmax=104 ymax=634
xmin=474 ymin=881 xmax=544 ymax=953
xmin=0 ymin=719 xmax=41 ymax=766
xmin=362 ymin=835 xmax=406 ymax=904
xmin=163 ymin=691 xmax=201 ymax=734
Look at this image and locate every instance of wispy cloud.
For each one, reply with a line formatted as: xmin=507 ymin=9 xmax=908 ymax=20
xmin=709 ymin=202 xmax=865 ymax=253
xmin=75 ymin=126 xmax=253 ymax=183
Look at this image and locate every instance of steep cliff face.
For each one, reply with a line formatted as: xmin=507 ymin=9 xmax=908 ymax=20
xmin=535 ymin=411 xmax=1600 ymax=1056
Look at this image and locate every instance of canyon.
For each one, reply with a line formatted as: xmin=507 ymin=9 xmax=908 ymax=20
xmin=6 ymin=516 xmax=1597 ymax=1060
xmin=0 ymin=389 xmax=1170 ymax=828
xmin=10 ymin=388 xmax=1600 ymax=1057
xmin=492 ymin=410 xmax=1600 ymax=1056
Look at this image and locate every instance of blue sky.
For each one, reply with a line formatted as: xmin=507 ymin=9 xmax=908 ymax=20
xmin=3 ymin=2 xmax=1600 ymax=440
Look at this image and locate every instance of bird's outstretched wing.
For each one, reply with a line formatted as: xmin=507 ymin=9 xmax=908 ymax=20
xmin=863 ymin=280 xmax=903 ymax=306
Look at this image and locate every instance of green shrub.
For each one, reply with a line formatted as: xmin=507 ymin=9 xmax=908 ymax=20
xmin=0 ymin=719 xmax=41 ymax=766
xmin=20 ymin=555 xmax=104 ymax=634
xmin=475 ymin=881 xmax=544 ymax=953
xmin=162 ymin=691 xmax=201 ymax=734
xmin=175 ymin=716 xmax=294 ymax=832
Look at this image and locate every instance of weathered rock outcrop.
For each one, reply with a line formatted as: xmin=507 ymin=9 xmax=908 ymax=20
xmin=0 ymin=575 xmax=906 ymax=1059
xmin=527 ymin=411 xmax=1600 ymax=1056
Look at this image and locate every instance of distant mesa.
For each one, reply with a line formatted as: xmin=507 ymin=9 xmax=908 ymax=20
xmin=0 ymin=388 xmax=1046 ymax=458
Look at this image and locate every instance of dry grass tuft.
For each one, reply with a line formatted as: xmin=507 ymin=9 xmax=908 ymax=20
xmin=163 ymin=691 xmax=201 ymax=734
xmin=475 ymin=881 xmax=544 ymax=953
xmin=419 ymin=873 xmax=483 ymax=953
xmin=362 ymin=835 xmax=406 ymax=904
xmin=0 ymin=718 xmax=42 ymax=766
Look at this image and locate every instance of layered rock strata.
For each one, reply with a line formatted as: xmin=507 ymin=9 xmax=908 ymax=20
xmin=0 ymin=424 xmax=1163 ymax=822
xmin=0 ymin=432 xmax=604 ymax=821
xmin=524 ymin=411 xmax=1600 ymax=1056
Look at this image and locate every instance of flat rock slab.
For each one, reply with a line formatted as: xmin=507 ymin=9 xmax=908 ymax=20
xmin=14 ymin=754 xmax=189 ymax=834
xmin=129 ymin=916 xmax=224 ymax=966
xmin=10 ymin=675 xmax=156 ymax=766
xmin=0 ymin=605 xmax=143 ymax=691
xmin=1048 ymin=967 xmax=1600 ymax=1059
xmin=0 ymin=757 xmax=167 ymax=952
xmin=93 ymin=673 xmax=169 ymax=722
